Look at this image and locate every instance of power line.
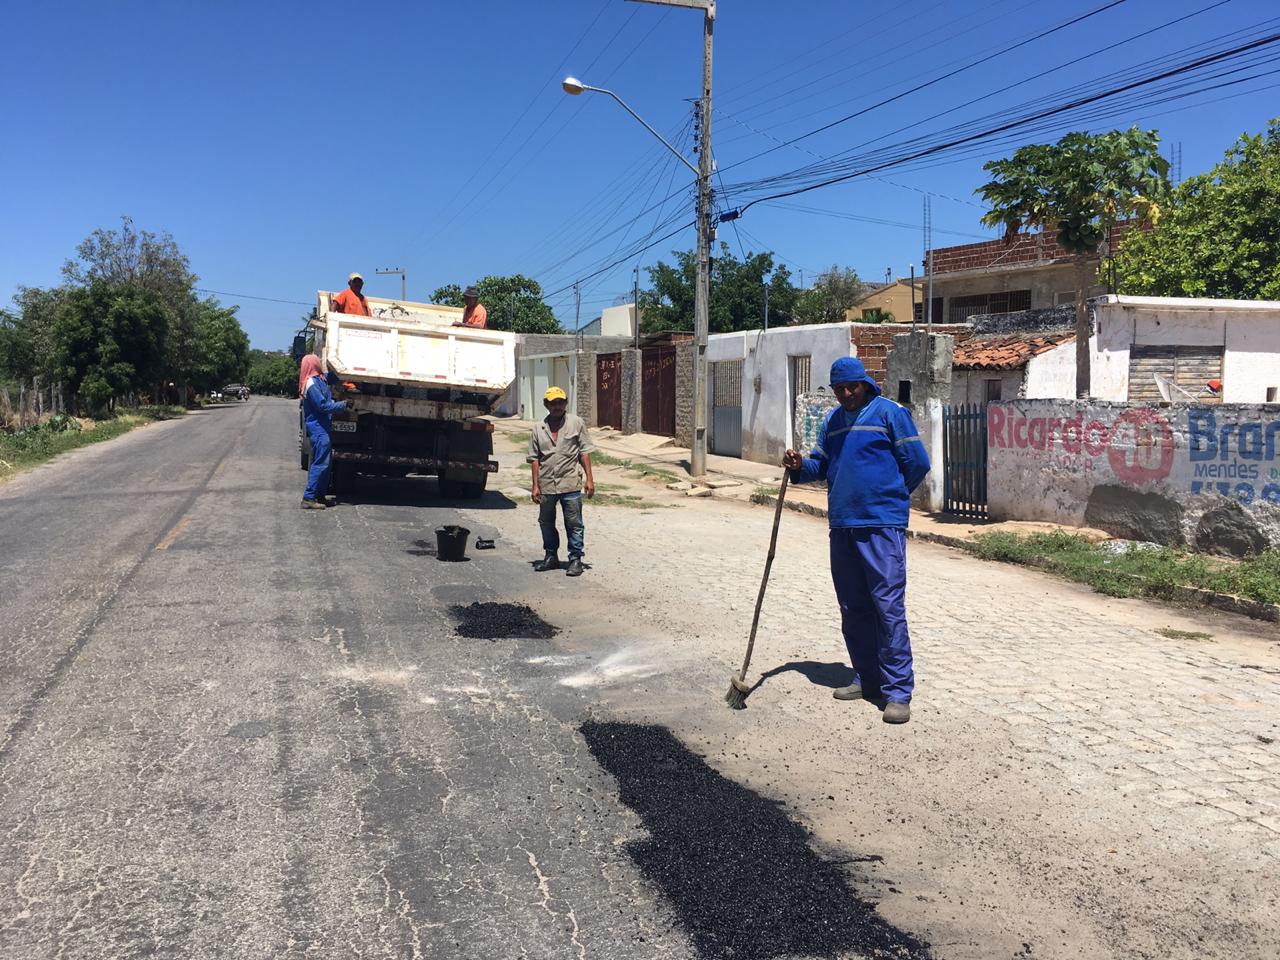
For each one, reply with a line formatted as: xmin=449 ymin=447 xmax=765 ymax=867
xmin=718 ymin=30 xmax=1280 ymax=218
xmin=197 ymin=288 xmax=311 ymax=307
xmin=718 ymin=0 xmax=1131 ymax=178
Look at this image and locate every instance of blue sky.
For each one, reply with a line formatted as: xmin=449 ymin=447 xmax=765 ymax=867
xmin=4 ymin=0 xmax=1277 ymax=348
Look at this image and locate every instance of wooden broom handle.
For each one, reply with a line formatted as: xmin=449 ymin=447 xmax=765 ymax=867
xmin=739 ymin=471 xmax=789 ymax=679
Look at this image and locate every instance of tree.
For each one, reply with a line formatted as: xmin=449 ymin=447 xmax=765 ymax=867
xmin=792 ymin=265 xmax=864 ymax=325
xmin=430 ymin=275 xmax=561 ymax=334
xmin=638 ymin=243 xmax=800 ymax=334
xmin=1113 ymin=119 xmax=1280 ymax=300
xmin=62 ymin=215 xmax=197 ymax=317
xmin=246 ymin=350 xmax=299 ymax=396
xmin=1 ymin=287 xmax=67 ymax=386
xmin=190 ymin=298 xmax=250 ymax=391
xmin=978 ymin=127 xmax=1170 ymax=397
xmin=53 ymin=282 xmax=168 ymax=412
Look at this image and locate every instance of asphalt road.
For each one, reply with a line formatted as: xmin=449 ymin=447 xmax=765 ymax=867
xmin=2 ymin=399 xmax=928 ymax=960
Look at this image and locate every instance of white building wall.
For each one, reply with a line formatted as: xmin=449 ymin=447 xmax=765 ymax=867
xmin=951 ymin=370 xmax=1024 ymax=405
xmin=1091 ymin=296 xmax=1280 ymax=404
xmin=1023 ymin=340 xmax=1077 ymax=398
xmin=740 ymin=323 xmax=854 ymax=464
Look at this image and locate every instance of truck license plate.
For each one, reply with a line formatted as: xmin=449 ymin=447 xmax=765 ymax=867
xmin=332 ymin=421 xmax=357 ymax=432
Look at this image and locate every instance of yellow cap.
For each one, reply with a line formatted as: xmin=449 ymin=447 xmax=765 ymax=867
xmin=544 ymin=386 xmax=568 ymax=401
xmin=348 ymin=272 xmax=363 ymax=282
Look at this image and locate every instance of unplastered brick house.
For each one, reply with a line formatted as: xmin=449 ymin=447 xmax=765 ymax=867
xmin=922 ymin=225 xmax=1132 ymax=324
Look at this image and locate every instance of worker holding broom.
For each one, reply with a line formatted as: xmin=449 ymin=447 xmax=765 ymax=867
xmin=782 ymin=357 xmax=930 ymax=724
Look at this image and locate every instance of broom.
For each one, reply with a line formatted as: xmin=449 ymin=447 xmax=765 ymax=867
xmin=725 ymin=472 xmax=790 ymax=709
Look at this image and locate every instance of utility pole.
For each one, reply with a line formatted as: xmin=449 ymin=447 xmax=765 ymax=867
xmin=629 ymin=0 xmax=714 ymax=477
xmin=376 ymin=267 xmax=406 ymax=302
xmin=763 ymin=281 xmax=770 ymax=331
xmin=924 ymin=196 xmax=934 ymax=331
xmin=909 ymin=263 xmax=917 ymax=325
xmin=633 ymin=264 xmax=641 ymax=350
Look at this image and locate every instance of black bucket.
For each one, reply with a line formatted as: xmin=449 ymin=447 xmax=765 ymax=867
xmin=435 ymin=525 xmax=471 ymax=562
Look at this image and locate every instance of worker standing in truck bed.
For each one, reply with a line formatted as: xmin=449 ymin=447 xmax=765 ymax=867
xmin=459 ymin=285 xmax=487 ymax=328
xmin=332 ymin=273 xmax=370 ymax=316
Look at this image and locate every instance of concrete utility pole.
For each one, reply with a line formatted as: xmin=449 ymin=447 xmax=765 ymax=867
xmin=633 ymin=264 xmax=641 ymax=350
xmin=763 ymin=281 xmax=770 ymax=331
xmin=376 ymin=267 xmax=406 ymax=302
xmin=627 ymin=0 xmax=714 ymax=477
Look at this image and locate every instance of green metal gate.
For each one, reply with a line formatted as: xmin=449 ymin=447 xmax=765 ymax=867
xmin=942 ymin=403 xmax=988 ymax=517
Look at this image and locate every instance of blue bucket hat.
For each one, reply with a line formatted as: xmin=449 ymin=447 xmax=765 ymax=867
xmin=829 ymin=356 xmax=880 ymax=395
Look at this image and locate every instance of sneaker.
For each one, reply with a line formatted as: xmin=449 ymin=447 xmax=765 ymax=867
xmin=565 ymin=558 xmax=584 ymax=577
xmin=533 ymin=553 xmax=560 ymax=572
xmin=883 ymin=701 xmax=911 ymax=724
xmin=300 ymin=498 xmax=326 ymax=510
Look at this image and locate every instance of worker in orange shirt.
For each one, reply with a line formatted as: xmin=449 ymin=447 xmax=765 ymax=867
xmin=332 ymin=273 xmax=371 ymax=316
xmin=459 ymin=285 xmax=487 ymax=328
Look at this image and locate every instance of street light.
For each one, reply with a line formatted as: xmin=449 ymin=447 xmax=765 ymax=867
xmin=560 ymin=79 xmax=699 ymax=178
xmin=561 ymin=0 xmax=715 ymax=478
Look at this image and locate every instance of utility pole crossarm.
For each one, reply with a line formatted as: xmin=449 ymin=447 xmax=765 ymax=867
xmin=626 ymin=0 xmax=713 ymax=12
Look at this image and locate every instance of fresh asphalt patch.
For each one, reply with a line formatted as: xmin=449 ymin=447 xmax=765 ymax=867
xmin=582 ymin=720 xmax=931 ymax=960
xmin=450 ymin=602 xmax=560 ymax=640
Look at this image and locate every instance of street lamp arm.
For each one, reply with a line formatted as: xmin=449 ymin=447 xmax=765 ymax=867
xmin=563 ymin=79 xmax=699 ymax=177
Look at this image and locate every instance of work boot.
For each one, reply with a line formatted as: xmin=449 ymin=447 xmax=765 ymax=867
xmin=565 ymin=558 xmax=584 ymax=577
xmin=882 ymin=701 xmax=911 ymax=724
xmin=300 ymin=498 xmax=326 ymax=510
xmin=534 ymin=553 xmax=560 ymax=572
xmin=832 ymin=684 xmax=880 ymax=701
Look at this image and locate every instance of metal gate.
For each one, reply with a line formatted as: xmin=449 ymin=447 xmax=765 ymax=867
xmin=641 ymin=346 xmax=676 ymax=437
xmin=942 ymin=403 xmax=988 ymax=517
xmin=711 ymin=359 xmax=742 ymax=457
xmin=596 ymin=352 xmax=622 ymax=430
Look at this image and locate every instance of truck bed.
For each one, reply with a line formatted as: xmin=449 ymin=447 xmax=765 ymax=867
xmin=313 ymin=293 xmax=516 ymax=395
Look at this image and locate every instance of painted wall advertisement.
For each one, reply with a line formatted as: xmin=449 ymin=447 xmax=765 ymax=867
xmin=987 ymin=400 xmax=1280 ymax=526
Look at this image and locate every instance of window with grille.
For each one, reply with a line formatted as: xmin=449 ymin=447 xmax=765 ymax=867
xmin=948 ymin=290 xmax=1032 ymax=322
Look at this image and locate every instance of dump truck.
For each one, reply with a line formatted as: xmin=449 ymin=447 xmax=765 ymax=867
xmin=300 ymin=292 xmax=516 ymax=499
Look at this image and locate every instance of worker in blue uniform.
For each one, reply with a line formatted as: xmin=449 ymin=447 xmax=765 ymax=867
xmin=299 ymin=353 xmax=349 ymax=509
xmin=783 ymin=356 xmax=930 ymax=724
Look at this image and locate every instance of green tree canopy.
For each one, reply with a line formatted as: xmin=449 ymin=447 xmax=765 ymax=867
xmin=53 ymin=282 xmax=169 ymax=412
xmin=190 ymin=298 xmax=250 ymax=391
xmin=792 ymin=265 xmax=865 ymax=325
xmin=246 ymin=349 xmax=299 ymax=396
xmin=638 ymin=243 xmax=800 ymax=334
xmin=1113 ymin=119 xmax=1280 ymax=300
xmin=62 ymin=215 xmax=197 ymax=317
xmin=431 ymin=275 xmax=562 ymax=334
xmin=1 ymin=286 xmax=67 ymax=385
xmin=978 ymin=126 xmax=1170 ymax=397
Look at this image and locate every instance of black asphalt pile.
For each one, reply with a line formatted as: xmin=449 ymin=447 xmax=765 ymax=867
xmin=581 ymin=721 xmax=931 ymax=960
xmin=450 ymin=602 xmax=559 ymax=640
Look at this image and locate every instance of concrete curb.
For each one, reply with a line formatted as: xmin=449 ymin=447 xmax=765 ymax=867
xmin=750 ymin=494 xmax=1280 ymax=624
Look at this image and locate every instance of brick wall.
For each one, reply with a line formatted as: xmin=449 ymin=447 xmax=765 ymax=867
xmin=576 ymin=353 xmax=595 ymax=424
xmin=851 ymin=323 xmax=972 ymax=384
xmin=675 ymin=340 xmax=694 ymax=448
xmin=928 ymin=224 xmax=1132 ymax=276
xmin=621 ymin=348 xmax=642 ymax=435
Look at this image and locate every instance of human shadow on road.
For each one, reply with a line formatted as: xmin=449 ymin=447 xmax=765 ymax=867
xmin=333 ymin=475 xmax=518 ymax=510
xmin=581 ymin=720 xmax=931 ymax=960
xmin=753 ymin=660 xmax=855 ymax=692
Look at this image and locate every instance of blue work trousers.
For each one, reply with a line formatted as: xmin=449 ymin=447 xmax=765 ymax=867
xmin=304 ymin=421 xmax=332 ymax=502
xmin=829 ymin=527 xmax=915 ymax=703
xmin=539 ymin=491 xmax=584 ymax=560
